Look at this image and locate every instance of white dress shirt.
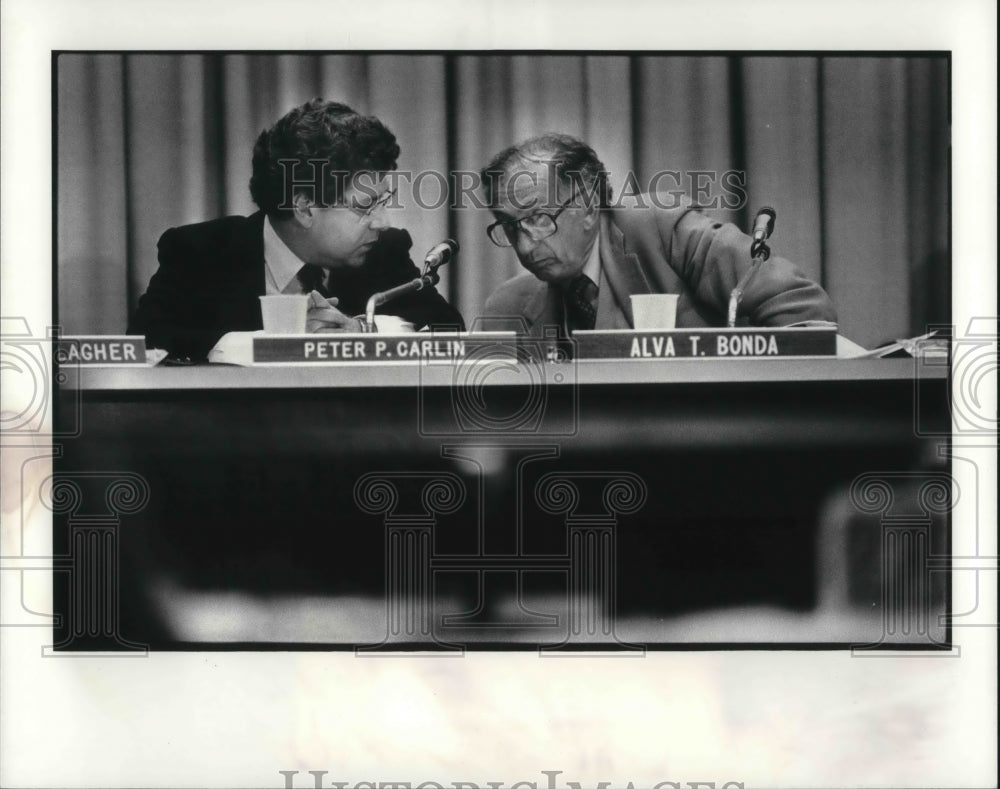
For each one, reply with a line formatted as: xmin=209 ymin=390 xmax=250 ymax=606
xmin=262 ymin=215 xmax=326 ymax=294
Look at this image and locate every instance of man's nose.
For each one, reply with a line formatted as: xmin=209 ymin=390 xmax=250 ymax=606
xmin=367 ymin=208 xmax=390 ymax=231
xmin=514 ymin=228 xmax=538 ymax=255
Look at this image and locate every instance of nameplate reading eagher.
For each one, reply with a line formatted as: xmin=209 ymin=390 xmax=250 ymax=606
xmin=55 ymin=336 xmax=149 ymax=366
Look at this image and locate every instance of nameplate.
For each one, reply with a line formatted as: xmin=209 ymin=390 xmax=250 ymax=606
xmin=55 ymin=336 xmax=148 ymax=366
xmin=252 ymin=332 xmax=520 ymax=364
xmin=574 ymin=327 xmax=838 ymax=359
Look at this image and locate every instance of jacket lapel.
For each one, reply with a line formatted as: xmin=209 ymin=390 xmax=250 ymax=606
xmin=596 ymin=214 xmax=653 ymax=329
xmin=524 ymin=281 xmax=562 ymax=337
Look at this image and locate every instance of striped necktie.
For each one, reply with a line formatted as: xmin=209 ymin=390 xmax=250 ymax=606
xmin=565 ymin=274 xmax=598 ymax=331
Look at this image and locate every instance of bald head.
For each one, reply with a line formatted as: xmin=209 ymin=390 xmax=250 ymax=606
xmin=481 ymin=133 xmax=612 ymax=213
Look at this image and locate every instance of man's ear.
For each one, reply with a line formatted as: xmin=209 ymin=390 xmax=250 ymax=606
xmin=580 ymin=200 xmax=600 ymax=230
xmin=291 ymin=193 xmax=314 ymax=228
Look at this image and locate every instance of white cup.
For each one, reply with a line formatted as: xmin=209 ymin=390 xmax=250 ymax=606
xmin=630 ymin=293 xmax=679 ymax=330
xmin=259 ymin=295 xmax=309 ymax=333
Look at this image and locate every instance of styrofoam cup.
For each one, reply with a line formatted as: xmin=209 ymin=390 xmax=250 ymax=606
xmin=259 ymin=295 xmax=309 ymax=333
xmin=630 ymin=294 xmax=679 ymax=330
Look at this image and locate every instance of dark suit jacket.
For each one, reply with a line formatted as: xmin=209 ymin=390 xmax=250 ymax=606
xmin=128 ymin=212 xmax=465 ymax=359
xmin=483 ymin=199 xmax=836 ymax=335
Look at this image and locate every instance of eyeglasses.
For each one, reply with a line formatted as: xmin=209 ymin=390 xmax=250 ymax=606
xmin=347 ymin=188 xmax=398 ymax=220
xmin=486 ymin=196 xmax=575 ymax=247
xmin=305 ymin=189 xmax=396 ymax=223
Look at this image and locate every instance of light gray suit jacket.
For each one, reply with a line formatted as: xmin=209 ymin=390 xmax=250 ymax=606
xmin=482 ymin=199 xmax=836 ymax=336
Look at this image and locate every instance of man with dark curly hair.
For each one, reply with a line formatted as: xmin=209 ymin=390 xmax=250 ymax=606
xmin=481 ymin=133 xmax=834 ymax=339
xmin=129 ymin=99 xmax=463 ymax=360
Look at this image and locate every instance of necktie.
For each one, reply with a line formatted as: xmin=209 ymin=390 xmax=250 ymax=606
xmin=296 ymin=264 xmax=328 ymax=297
xmin=565 ymin=274 xmax=598 ymax=331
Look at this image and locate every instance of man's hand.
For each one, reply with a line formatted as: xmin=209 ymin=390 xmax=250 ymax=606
xmin=306 ymin=291 xmax=363 ymax=333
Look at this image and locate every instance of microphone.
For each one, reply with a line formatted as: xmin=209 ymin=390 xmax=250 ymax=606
xmin=730 ymin=206 xmax=778 ymax=327
xmin=751 ymin=206 xmax=776 ymax=245
xmin=362 ymin=239 xmax=460 ymax=331
xmin=424 ymin=239 xmax=459 ymax=270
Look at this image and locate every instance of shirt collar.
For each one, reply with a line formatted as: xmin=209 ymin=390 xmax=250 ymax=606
xmin=263 ymin=215 xmax=308 ymax=292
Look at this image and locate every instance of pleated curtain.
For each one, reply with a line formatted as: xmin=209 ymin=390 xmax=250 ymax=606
xmin=57 ymin=53 xmax=948 ymax=348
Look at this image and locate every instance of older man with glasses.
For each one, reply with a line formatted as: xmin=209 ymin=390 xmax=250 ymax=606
xmin=129 ymin=98 xmax=464 ymax=361
xmin=480 ymin=133 xmax=834 ymax=339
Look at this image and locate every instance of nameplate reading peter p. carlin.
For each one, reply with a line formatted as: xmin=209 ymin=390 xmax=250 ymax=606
xmin=55 ymin=336 xmax=148 ymax=366
xmin=252 ymin=332 xmax=520 ymax=364
xmin=574 ymin=327 xmax=838 ymax=360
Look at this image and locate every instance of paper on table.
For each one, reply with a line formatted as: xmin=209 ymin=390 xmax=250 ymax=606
xmin=146 ymin=348 xmax=169 ymax=366
xmin=836 ymin=335 xmax=869 ymax=358
xmin=843 ymin=330 xmax=946 ymax=359
xmin=360 ymin=314 xmax=415 ymax=333
xmin=207 ymin=331 xmax=260 ymax=365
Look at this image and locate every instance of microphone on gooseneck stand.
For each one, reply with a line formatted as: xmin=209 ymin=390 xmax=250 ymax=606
xmin=362 ymin=239 xmax=460 ymax=332
xmin=423 ymin=239 xmax=459 ymax=273
xmin=728 ymin=207 xmax=777 ymax=327
xmin=750 ymin=206 xmax=776 ymax=260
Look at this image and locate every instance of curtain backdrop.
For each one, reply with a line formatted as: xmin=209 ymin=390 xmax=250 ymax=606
xmin=57 ymin=53 xmax=948 ymax=348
